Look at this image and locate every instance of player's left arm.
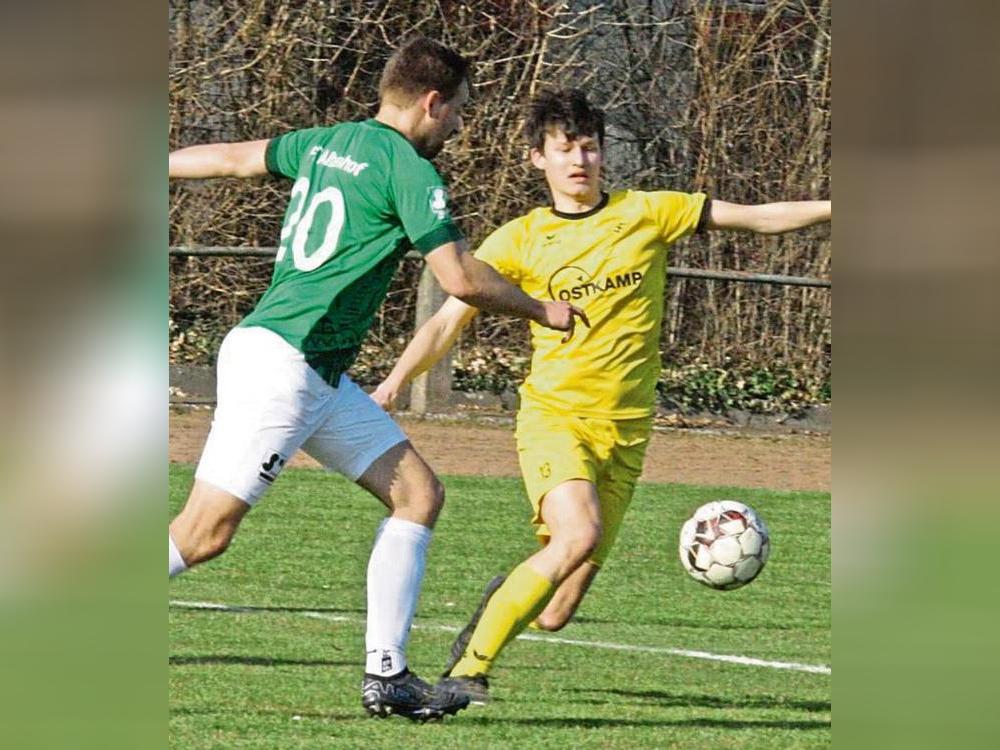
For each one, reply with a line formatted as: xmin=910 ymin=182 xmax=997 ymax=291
xmin=705 ymin=200 xmax=831 ymax=234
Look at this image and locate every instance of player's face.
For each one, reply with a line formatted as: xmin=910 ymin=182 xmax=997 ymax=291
xmin=531 ymin=128 xmax=603 ymax=202
xmin=418 ymin=79 xmax=469 ymax=158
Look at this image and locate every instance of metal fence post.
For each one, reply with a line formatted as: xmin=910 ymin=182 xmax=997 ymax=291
xmin=409 ymin=262 xmax=452 ymax=414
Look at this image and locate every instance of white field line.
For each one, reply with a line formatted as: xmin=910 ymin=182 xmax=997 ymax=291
xmin=170 ymin=599 xmax=831 ymax=676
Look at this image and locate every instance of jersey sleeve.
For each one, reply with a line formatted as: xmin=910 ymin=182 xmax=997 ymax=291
xmin=645 ymin=191 xmax=710 ymax=244
xmin=390 ymin=154 xmax=464 ymax=255
xmin=473 ymin=220 xmax=525 ymax=284
xmin=264 ymin=127 xmax=327 ymax=178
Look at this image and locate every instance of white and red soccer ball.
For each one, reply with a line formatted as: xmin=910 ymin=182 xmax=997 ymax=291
xmin=679 ymin=500 xmax=770 ymax=590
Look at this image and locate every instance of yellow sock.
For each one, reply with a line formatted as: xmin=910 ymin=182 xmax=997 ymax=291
xmin=449 ymin=563 xmax=554 ymax=677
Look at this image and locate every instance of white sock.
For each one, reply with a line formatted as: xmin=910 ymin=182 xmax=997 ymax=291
xmin=364 ymin=517 xmax=432 ymax=677
xmin=169 ymin=534 xmax=188 ymax=578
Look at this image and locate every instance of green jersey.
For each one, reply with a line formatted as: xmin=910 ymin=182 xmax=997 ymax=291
xmin=241 ymin=119 xmax=463 ymax=384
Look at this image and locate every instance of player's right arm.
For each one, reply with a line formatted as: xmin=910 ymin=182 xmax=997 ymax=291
xmin=168 ymin=139 xmax=271 ymax=179
xmin=371 ymin=295 xmax=478 ymax=410
xmin=423 ymin=240 xmax=589 ymax=340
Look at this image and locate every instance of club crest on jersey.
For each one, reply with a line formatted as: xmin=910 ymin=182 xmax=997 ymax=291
xmin=547 ymin=264 xmax=644 ymax=301
xmin=427 ymin=186 xmax=450 ymax=220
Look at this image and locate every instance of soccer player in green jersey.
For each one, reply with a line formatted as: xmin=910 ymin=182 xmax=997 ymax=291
xmin=167 ymin=39 xmax=585 ymax=721
xmin=373 ymin=88 xmax=830 ymax=703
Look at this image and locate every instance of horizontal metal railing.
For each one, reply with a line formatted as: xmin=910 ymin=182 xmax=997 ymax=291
xmin=169 ymin=245 xmax=830 ymax=411
xmin=168 ymin=247 xmax=831 ymax=288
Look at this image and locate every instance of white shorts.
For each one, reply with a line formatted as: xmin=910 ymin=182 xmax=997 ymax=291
xmin=195 ymin=326 xmax=407 ymax=505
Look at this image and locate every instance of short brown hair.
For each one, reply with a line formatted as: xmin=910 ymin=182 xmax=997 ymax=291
xmin=379 ymin=37 xmax=469 ymax=105
xmin=524 ymin=88 xmax=605 ymax=151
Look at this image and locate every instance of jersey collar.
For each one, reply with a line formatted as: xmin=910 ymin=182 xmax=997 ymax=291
xmin=550 ymin=191 xmax=609 ymax=220
xmin=366 ymin=118 xmax=408 ymax=139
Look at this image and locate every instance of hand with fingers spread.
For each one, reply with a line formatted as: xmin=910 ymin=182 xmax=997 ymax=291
xmin=537 ymin=301 xmax=590 ymax=343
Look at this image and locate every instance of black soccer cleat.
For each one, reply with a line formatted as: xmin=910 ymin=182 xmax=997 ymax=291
xmin=361 ymin=668 xmax=470 ymax=722
xmin=442 ymin=574 xmax=506 ymax=677
xmin=437 ymin=674 xmax=491 ymax=705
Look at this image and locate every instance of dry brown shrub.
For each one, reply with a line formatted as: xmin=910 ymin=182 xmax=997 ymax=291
xmin=170 ymin=0 xmax=830 ymax=403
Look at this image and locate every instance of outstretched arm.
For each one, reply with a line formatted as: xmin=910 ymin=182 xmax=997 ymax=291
xmin=424 ymin=241 xmax=589 ymax=340
xmin=706 ymin=199 xmax=831 ymax=234
xmin=371 ymin=296 xmax=478 ymax=410
xmin=168 ymin=139 xmax=271 ymax=179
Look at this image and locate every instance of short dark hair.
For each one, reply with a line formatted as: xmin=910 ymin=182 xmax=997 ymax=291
xmin=379 ymin=37 xmax=469 ymax=105
xmin=524 ymin=88 xmax=605 ymax=151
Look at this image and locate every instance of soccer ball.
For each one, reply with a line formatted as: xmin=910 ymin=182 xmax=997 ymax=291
xmin=679 ymin=500 xmax=770 ymax=590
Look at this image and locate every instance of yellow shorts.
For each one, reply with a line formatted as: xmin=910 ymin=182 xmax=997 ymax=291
xmin=515 ymin=409 xmax=652 ymax=566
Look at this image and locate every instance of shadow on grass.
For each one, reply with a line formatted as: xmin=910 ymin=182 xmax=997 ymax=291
xmin=170 ymin=655 xmax=355 ymax=668
xmin=463 ymin=716 xmax=830 ymax=730
xmin=499 ymin=663 xmax=573 ymax=673
xmin=169 ymin=603 xmax=366 ymax=616
xmin=567 ymin=687 xmax=830 ymax=713
xmin=172 ymin=707 xmax=828 ymax=731
xmin=570 ymin=615 xmax=813 ymax=631
xmin=170 ymin=707 xmax=362 ymax=722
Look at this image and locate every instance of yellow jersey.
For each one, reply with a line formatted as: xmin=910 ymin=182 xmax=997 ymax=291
xmin=475 ymin=189 xmax=707 ymax=419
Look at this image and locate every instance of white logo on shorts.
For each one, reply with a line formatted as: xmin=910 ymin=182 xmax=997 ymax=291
xmin=258 ymin=450 xmax=288 ymax=484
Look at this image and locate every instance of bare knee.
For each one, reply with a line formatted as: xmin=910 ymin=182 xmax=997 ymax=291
xmin=534 ymin=610 xmax=571 ymax=632
xmin=432 ymin=477 xmax=447 ymax=516
xmin=402 ymin=474 xmax=445 ymax=527
xmin=562 ymin=523 xmax=602 ymax=569
xmin=538 ymin=524 xmax=601 ymax=584
xmin=358 ymin=443 xmax=448 ymax=526
xmin=419 ymin=476 xmax=446 ymax=523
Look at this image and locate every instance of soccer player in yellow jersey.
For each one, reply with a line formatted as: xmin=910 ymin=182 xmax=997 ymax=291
xmin=372 ymin=88 xmax=830 ymax=702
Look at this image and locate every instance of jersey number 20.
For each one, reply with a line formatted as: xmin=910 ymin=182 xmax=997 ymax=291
xmin=276 ymin=177 xmax=345 ymax=272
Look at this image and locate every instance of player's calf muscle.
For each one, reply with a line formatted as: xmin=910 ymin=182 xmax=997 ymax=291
xmin=170 ymin=482 xmax=248 ymax=564
xmin=535 ymin=562 xmax=599 ymax=630
xmin=169 ymin=515 xmax=236 ymax=564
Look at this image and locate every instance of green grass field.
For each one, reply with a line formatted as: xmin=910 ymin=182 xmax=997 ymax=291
xmin=169 ymin=464 xmax=830 ymax=749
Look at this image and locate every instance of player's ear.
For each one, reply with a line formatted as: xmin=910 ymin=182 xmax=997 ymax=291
xmin=529 ymin=147 xmax=546 ymax=171
xmin=423 ymin=89 xmax=444 ymax=119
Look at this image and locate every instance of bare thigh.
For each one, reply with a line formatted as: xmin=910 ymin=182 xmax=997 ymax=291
xmin=526 ymin=479 xmax=602 ymax=583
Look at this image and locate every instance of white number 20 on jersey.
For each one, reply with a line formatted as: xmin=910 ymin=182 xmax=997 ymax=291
xmin=276 ymin=177 xmax=346 ymax=271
